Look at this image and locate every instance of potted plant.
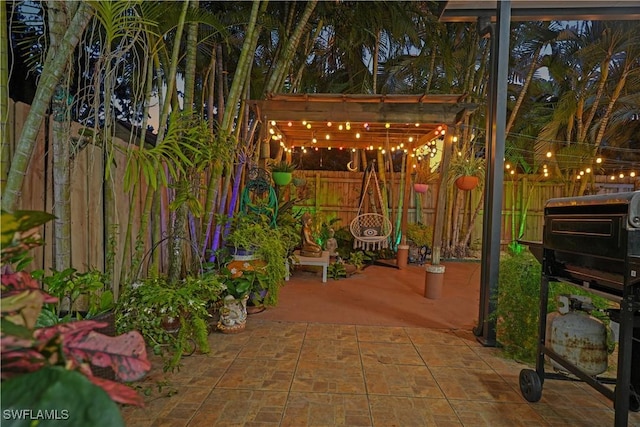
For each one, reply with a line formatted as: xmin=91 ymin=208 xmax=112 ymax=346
xmin=216 ymin=266 xmax=253 ymax=332
xmin=449 ymin=151 xmax=485 ymax=191
xmin=224 ymin=213 xmax=289 ymax=307
xmin=269 ymin=160 xmax=296 ymax=186
xmin=413 ymin=163 xmax=438 ymax=194
xmin=406 ymin=222 xmax=433 ymax=264
xmin=33 ymin=267 xmax=115 ymax=326
xmin=116 ymin=272 xmax=223 ymax=370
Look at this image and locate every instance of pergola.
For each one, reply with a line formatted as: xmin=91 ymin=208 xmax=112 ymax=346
xmin=249 ymin=93 xmax=478 ymax=254
xmin=249 ymin=93 xmax=475 ymax=151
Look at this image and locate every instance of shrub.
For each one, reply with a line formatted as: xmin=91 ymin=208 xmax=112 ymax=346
xmin=494 ymin=251 xmax=610 ymax=364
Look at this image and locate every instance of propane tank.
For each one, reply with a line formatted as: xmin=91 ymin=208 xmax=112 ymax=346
xmin=547 ymin=295 xmax=608 ymax=376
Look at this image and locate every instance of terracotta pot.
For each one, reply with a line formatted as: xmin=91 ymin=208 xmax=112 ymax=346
xmin=413 ymin=183 xmax=429 ymax=194
xmin=455 ymin=176 xmax=479 ymax=191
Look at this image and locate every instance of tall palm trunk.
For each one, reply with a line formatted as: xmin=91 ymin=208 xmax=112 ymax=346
xmin=2 ymin=2 xmax=93 ymax=212
xmin=0 ymin=5 xmax=9 ymax=192
xmin=48 ymin=0 xmax=75 ymax=273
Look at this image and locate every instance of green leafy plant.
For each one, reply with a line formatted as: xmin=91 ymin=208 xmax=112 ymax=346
xmin=406 ymin=223 xmax=433 ymax=248
xmin=448 ymin=151 xmax=486 ymax=182
xmin=328 ymin=261 xmax=347 ymax=280
xmin=1 ymin=211 xmax=150 ymax=425
xmin=414 ymin=163 xmax=439 ymax=184
xmin=347 ymin=250 xmax=371 ymax=271
xmin=269 ymin=160 xmax=297 ymax=173
xmin=493 ymin=251 xmax=611 ymax=364
xmin=116 ymin=272 xmax=223 ymax=371
xmin=32 ymin=268 xmax=114 ymax=322
xmin=224 ymin=214 xmax=288 ymax=306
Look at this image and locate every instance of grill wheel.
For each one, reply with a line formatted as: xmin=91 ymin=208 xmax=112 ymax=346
xmin=519 ymin=369 xmax=542 ymax=402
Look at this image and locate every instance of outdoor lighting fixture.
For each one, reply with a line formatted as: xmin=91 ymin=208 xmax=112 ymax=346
xmin=546 ymin=151 xmax=553 ymax=158
xmin=328 ymin=147 xmax=332 ymax=150
xmin=356 ymin=132 xmax=361 ymax=138
xmin=346 ymin=122 xmax=351 ymax=130
xmin=385 ymin=123 xmax=390 ymax=128
xmin=287 ymin=122 xmax=292 ymax=127
xmin=415 ymin=123 xmax=420 ymax=127
xmin=631 ymin=171 xmax=637 ymax=177
xmin=409 ymin=137 xmax=414 ymax=143
xmin=302 ymin=121 xmax=307 ymax=126
xmin=610 ymin=175 xmax=615 ymax=180
xmin=620 ymin=173 xmax=625 ymax=179
xmin=269 ymin=128 xmax=275 ymax=134
xmin=382 ymin=149 xmax=386 ymax=154
xmin=270 ymin=120 xmax=276 ymax=126
xmin=352 ymin=148 xmax=356 ymax=152
xmin=580 ymin=171 xmax=584 ymax=176
xmin=596 ymin=157 xmax=603 ymax=164
xmin=338 ymin=124 xmax=343 ymax=130
xmin=325 ymin=134 xmax=330 ymax=140
xmin=306 ymin=123 xmax=312 ymax=129
xmin=510 ymin=170 xmax=515 ymax=175
xmin=452 ymin=136 xmax=458 ymax=142
xmin=505 ymin=163 xmax=511 ymax=169
xmin=327 ymin=122 xmax=332 ymax=127
xmin=440 ymin=130 xmax=446 ymax=135
xmin=586 ymin=168 xmax=591 ymax=173
xmin=312 ymin=137 xmax=317 ymax=143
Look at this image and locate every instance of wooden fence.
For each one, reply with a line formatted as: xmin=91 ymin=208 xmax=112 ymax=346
xmin=5 ymin=100 xmax=639 ymax=283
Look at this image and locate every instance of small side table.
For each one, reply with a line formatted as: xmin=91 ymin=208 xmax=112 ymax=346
xmin=286 ymin=250 xmax=330 ymax=283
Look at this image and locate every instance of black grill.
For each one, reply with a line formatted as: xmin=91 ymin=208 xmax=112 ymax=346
xmin=520 ymin=191 xmax=640 ymax=427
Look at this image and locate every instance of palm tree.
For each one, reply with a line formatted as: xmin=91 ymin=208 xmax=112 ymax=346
xmin=535 ymin=21 xmax=640 ymax=195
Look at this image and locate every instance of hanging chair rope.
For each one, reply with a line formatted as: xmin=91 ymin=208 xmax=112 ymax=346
xmin=350 ymin=161 xmax=392 ymax=251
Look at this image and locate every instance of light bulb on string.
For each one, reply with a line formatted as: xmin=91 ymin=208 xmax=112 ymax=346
xmin=596 ymin=157 xmax=602 ymax=164
xmin=546 ymin=150 xmax=553 ymax=158
xmin=631 ymin=171 xmax=637 ymax=177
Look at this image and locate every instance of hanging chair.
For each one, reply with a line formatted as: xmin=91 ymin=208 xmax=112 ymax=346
xmin=350 ymin=161 xmax=393 ymax=251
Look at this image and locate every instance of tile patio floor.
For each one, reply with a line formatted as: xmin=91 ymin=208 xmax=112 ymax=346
xmin=121 ymin=262 xmax=640 ymax=427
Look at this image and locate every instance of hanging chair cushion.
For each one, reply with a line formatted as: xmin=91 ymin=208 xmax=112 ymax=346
xmin=350 ymin=213 xmax=392 ymax=242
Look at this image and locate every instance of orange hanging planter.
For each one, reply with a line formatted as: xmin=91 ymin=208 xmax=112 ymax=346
xmin=454 ymin=175 xmax=479 ymax=191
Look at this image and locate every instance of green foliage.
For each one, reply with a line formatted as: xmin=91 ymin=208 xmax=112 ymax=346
xmin=405 ymin=223 xmax=433 ymax=247
xmin=224 ymin=213 xmax=288 ymax=306
xmin=269 ymin=160 xmax=297 ymax=173
xmin=448 ymin=151 xmax=486 ymax=183
xmin=328 ymin=261 xmax=347 ymax=280
xmin=32 ymin=268 xmax=113 ymax=320
xmin=347 ymin=250 xmax=371 ymax=271
xmin=1 ymin=366 xmax=125 ymax=427
xmin=0 ymin=210 xmax=56 ymax=270
xmin=116 ymin=273 xmax=223 ymax=370
xmin=494 ymin=251 xmax=611 ymax=364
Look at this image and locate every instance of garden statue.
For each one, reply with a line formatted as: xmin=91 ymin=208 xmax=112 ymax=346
xmin=217 ymin=295 xmax=248 ymax=334
xmin=300 ymin=213 xmax=322 ymax=257
xmin=325 ymin=228 xmax=338 ymax=257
